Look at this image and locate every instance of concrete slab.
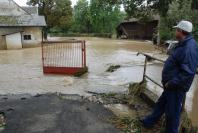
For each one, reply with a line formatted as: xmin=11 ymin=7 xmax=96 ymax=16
xmin=0 ymin=94 xmax=121 ymax=133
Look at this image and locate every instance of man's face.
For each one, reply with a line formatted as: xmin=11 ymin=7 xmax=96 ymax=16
xmin=175 ymin=29 xmax=183 ymax=41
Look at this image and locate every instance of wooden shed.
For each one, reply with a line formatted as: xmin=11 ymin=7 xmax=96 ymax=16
xmin=116 ymin=18 xmax=159 ymax=40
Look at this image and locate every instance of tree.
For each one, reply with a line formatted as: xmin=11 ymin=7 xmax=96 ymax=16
xmin=104 ymin=0 xmax=173 ymax=17
xmin=147 ymin=0 xmax=173 ymax=16
xmin=192 ymin=0 xmax=198 ymax=9
xmin=71 ymin=0 xmax=125 ymax=34
xmin=159 ymin=0 xmax=198 ymax=41
xmin=89 ymin=0 xmax=124 ymax=33
xmin=72 ymin=0 xmax=91 ymax=33
xmin=27 ymin=0 xmax=73 ymax=31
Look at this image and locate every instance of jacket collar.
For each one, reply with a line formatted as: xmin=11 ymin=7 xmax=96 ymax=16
xmin=179 ymin=35 xmax=193 ymax=45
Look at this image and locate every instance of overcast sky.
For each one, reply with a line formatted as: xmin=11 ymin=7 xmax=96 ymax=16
xmin=15 ymin=0 xmax=124 ymax=11
xmin=14 ymin=0 xmax=79 ymax=7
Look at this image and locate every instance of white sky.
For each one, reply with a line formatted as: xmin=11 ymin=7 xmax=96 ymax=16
xmin=14 ymin=0 xmax=124 ymax=11
xmin=14 ymin=0 xmax=79 ymax=7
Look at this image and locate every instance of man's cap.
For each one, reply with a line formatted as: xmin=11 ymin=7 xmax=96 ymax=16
xmin=173 ymin=20 xmax=193 ymax=33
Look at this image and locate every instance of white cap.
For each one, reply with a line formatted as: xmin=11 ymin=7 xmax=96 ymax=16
xmin=173 ymin=20 xmax=193 ymax=33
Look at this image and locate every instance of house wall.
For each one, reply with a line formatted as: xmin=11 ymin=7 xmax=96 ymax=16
xmin=0 ymin=27 xmax=23 ymax=49
xmin=6 ymin=32 xmax=22 ymax=50
xmin=0 ymin=27 xmax=43 ymax=50
xmin=22 ymin=27 xmax=43 ymax=48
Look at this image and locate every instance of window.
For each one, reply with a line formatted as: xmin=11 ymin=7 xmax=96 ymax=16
xmin=23 ymin=35 xmax=31 ymax=40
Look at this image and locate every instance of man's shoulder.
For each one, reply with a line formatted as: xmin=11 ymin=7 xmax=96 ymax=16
xmin=187 ymin=37 xmax=197 ymax=45
xmin=181 ymin=37 xmax=197 ymax=51
xmin=174 ymin=37 xmax=197 ymax=54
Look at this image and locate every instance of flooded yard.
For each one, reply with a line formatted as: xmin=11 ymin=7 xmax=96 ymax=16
xmin=0 ymin=37 xmax=197 ymax=126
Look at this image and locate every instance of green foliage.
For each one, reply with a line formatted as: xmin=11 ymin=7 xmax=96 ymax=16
xmin=129 ymin=81 xmax=147 ymax=96
xmin=159 ymin=17 xmax=174 ymax=42
xmin=27 ymin=0 xmax=73 ymax=31
xmin=192 ymin=0 xmax=198 ymax=10
xmin=159 ymin=0 xmax=198 ymax=41
xmin=106 ymin=0 xmax=173 ymax=18
xmin=49 ymin=32 xmax=112 ymax=38
xmin=0 ymin=114 xmax=6 ymax=128
xmin=70 ymin=0 xmax=125 ymax=34
xmin=27 ymin=0 xmax=198 ymax=41
xmin=147 ymin=0 xmax=173 ymax=16
xmin=122 ymin=0 xmax=141 ymax=18
xmin=71 ymin=0 xmax=91 ymax=33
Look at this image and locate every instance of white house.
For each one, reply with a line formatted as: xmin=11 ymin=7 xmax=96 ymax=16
xmin=0 ymin=0 xmax=46 ymax=50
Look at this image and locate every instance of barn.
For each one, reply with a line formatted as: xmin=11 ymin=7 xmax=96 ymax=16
xmin=0 ymin=0 xmax=46 ymax=50
xmin=116 ymin=17 xmax=159 ymax=40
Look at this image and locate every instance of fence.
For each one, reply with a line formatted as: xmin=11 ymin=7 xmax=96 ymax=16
xmin=137 ymin=52 xmax=165 ymax=88
xmin=138 ymin=52 xmax=198 ymax=132
xmin=41 ymin=40 xmax=86 ymax=75
xmin=138 ymin=52 xmax=198 ymax=87
xmin=137 ymin=52 xmax=198 ymax=111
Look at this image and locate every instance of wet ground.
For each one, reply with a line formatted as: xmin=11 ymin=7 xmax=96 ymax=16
xmin=0 ymin=37 xmax=197 ymax=126
xmin=0 ymin=94 xmax=121 ymax=133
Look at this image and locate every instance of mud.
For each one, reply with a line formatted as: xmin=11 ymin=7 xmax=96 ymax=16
xmin=99 ymin=81 xmax=164 ymax=133
xmin=189 ymin=75 xmax=198 ymax=127
xmin=96 ymin=81 xmax=196 ymax=133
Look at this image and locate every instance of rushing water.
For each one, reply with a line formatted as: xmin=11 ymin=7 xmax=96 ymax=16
xmin=0 ymin=37 xmax=197 ymax=126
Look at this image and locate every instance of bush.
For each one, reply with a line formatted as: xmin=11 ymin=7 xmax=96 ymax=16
xmin=49 ymin=32 xmax=112 ymax=38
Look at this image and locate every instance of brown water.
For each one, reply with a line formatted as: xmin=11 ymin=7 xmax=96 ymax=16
xmin=0 ymin=37 xmax=197 ymax=126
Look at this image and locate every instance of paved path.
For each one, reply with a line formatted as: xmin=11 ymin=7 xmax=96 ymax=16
xmin=0 ymin=94 xmax=121 ymax=133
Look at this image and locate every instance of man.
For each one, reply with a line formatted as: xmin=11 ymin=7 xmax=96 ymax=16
xmin=141 ymin=20 xmax=198 ymax=133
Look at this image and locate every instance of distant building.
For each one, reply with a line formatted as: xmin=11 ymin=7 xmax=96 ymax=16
xmin=0 ymin=0 xmax=46 ymax=50
xmin=116 ymin=16 xmax=159 ymax=41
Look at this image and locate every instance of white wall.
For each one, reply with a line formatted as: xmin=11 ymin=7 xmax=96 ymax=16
xmin=6 ymin=32 xmax=22 ymax=50
xmin=22 ymin=27 xmax=42 ymax=48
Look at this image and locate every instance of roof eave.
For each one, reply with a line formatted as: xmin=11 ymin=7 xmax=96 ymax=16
xmin=0 ymin=25 xmax=46 ymax=27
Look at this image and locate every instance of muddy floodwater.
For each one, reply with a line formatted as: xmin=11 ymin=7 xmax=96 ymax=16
xmin=0 ymin=37 xmax=198 ymax=126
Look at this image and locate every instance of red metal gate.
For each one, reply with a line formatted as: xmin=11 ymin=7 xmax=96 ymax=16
xmin=41 ymin=40 xmax=86 ymax=75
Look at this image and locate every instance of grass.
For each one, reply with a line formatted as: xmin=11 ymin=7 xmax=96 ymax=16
xmin=0 ymin=113 xmax=6 ymax=129
xmin=108 ymin=116 xmax=141 ymax=133
xmin=128 ymin=81 xmax=147 ymax=96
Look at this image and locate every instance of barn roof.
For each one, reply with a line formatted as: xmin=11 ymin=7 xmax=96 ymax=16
xmin=120 ymin=15 xmax=160 ymax=24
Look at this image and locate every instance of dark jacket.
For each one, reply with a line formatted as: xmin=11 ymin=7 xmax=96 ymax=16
xmin=162 ymin=35 xmax=198 ymax=92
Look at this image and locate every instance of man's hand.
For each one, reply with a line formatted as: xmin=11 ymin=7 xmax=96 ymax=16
xmin=165 ymin=83 xmax=169 ymax=89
